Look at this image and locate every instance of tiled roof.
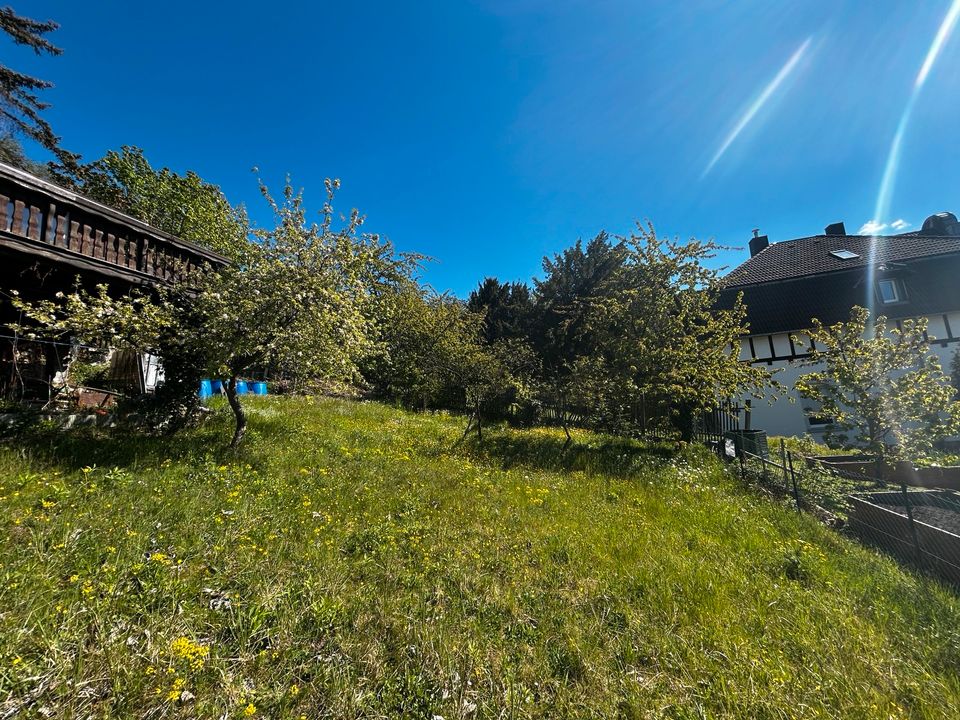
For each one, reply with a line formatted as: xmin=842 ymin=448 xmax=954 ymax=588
xmin=717 ymin=256 xmax=960 ymax=335
xmin=722 ymin=233 xmax=960 ymax=288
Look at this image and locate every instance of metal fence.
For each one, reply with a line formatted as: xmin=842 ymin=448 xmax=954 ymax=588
xmin=733 ymin=440 xmax=960 ymax=586
xmin=692 ymin=400 xmax=743 ymax=446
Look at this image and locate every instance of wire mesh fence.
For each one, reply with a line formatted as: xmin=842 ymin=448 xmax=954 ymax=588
xmin=730 ymin=438 xmax=960 ymax=586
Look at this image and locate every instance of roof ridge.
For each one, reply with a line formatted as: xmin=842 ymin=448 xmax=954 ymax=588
xmin=722 ymin=232 xmax=960 ymax=287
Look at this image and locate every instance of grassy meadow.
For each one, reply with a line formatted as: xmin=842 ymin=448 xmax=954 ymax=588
xmin=1 ymin=396 xmax=960 ymax=718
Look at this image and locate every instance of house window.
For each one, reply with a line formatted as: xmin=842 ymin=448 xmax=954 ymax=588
xmin=877 ymin=278 xmax=903 ymax=304
xmin=830 ymin=249 xmax=859 ymax=260
xmin=803 ymin=398 xmax=833 ymax=428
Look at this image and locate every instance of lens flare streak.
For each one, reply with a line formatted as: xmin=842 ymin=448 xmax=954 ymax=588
xmin=916 ymin=0 xmax=960 ymax=88
xmin=703 ymin=38 xmax=812 ymax=176
xmin=868 ymin=0 xmax=960 ymax=316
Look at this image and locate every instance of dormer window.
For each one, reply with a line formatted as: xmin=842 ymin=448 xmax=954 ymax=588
xmin=877 ymin=278 xmax=904 ymax=304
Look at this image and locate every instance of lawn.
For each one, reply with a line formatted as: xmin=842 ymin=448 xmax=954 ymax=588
xmin=2 ymin=396 xmax=959 ymax=719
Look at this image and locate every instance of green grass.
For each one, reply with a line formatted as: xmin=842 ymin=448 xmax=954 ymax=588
xmin=2 ymin=397 xmax=960 ymax=718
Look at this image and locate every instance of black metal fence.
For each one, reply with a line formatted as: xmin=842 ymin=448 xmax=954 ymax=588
xmin=692 ymin=400 xmax=742 ymax=446
xmin=733 ymin=441 xmax=960 ymax=586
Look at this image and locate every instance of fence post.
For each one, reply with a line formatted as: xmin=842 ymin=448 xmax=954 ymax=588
xmin=900 ymin=477 xmax=922 ymax=565
xmin=787 ymin=451 xmax=801 ymax=512
xmin=779 ymin=439 xmax=790 ymax=492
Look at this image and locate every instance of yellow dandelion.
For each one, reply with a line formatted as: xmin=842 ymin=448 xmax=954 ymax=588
xmin=170 ymin=636 xmax=209 ymax=671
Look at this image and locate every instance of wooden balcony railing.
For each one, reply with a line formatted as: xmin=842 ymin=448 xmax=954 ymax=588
xmin=0 ymin=161 xmax=226 ymax=285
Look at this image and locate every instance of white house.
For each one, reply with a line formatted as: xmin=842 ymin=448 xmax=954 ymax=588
xmin=717 ymin=213 xmax=960 ymax=438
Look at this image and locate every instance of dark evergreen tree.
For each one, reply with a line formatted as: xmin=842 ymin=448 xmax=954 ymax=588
xmin=531 ymin=231 xmax=626 ymax=373
xmin=467 ymin=277 xmax=534 ymax=345
xmin=0 ymin=6 xmax=62 ymax=152
xmin=0 ymin=132 xmax=49 ymax=177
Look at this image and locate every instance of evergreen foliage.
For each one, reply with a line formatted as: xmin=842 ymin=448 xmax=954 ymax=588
xmin=467 ymin=228 xmax=772 ymax=438
xmin=0 ymin=6 xmax=62 ymax=151
xmin=467 ymin=277 xmax=534 ymax=344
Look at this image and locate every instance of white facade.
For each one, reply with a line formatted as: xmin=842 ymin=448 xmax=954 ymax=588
xmin=738 ymin=311 xmax=960 ymax=438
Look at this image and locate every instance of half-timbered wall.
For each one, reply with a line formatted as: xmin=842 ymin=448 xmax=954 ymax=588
xmin=736 ymin=312 xmax=960 ymax=437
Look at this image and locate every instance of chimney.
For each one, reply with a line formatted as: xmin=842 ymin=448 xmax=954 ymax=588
xmin=824 ymin=221 xmax=846 ymax=235
xmin=749 ymin=228 xmax=769 ymax=257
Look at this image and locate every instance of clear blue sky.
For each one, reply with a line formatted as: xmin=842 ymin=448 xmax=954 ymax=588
xmin=10 ymin=1 xmax=960 ymax=295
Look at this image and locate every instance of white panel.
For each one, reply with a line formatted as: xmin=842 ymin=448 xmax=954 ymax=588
xmin=946 ymin=312 xmax=960 ymax=339
xmin=738 ymin=338 xmax=753 ymax=362
xmin=926 ymin=314 xmax=948 ymax=343
xmin=791 ymin=332 xmax=812 ymax=354
xmin=736 ymin=361 xmax=829 ymax=437
xmin=752 ymin=335 xmax=773 ymax=360
xmin=771 ymin=333 xmax=792 ymax=357
xmin=929 ymin=343 xmax=955 ymax=368
xmin=143 ymin=353 xmax=163 ymax=391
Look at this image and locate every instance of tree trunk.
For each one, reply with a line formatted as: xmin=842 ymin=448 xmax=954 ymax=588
xmin=475 ymin=398 xmax=482 ymax=441
xmin=225 ymin=375 xmax=247 ymax=448
xmin=462 ymin=406 xmax=476 ymax=439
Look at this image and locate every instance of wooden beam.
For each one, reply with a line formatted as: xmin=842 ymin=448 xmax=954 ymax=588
xmin=0 ymin=231 xmax=155 ymax=287
xmin=12 ymin=200 xmax=24 ymax=235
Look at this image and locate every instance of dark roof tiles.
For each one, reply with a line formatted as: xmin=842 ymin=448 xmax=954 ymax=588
xmin=723 ymin=233 xmax=960 ymax=287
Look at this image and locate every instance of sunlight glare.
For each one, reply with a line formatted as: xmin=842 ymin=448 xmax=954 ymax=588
xmin=703 ymin=37 xmax=812 ymax=177
xmin=916 ymin=0 xmax=960 ymax=88
xmin=868 ymin=0 xmax=960 ymax=318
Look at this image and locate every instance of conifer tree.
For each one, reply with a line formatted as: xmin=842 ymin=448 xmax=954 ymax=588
xmin=0 ymin=6 xmax=62 ymax=151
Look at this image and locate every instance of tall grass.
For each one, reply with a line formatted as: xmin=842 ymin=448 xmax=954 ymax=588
xmin=1 ymin=396 xmax=958 ymax=718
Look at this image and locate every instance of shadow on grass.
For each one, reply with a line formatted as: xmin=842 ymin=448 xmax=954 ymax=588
xmin=458 ymin=427 xmax=680 ymax=479
xmin=5 ymin=401 xmax=683 ymax=484
xmin=0 ymin=407 xmax=289 ymax=473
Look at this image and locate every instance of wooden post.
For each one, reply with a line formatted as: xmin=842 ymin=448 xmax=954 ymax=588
xmin=80 ymin=225 xmax=93 ymax=255
xmin=12 ymin=200 xmax=24 ymax=235
xmin=45 ymin=203 xmax=57 ymax=243
xmin=900 ymin=478 xmax=922 ymax=565
xmin=56 ymin=214 xmax=68 ymax=246
xmin=787 ymin=451 xmax=801 ymax=512
xmin=779 ymin=439 xmax=790 ymax=492
xmin=27 ymin=205 xmax=41 ymax=240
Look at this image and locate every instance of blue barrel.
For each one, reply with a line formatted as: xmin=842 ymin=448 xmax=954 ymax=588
xmin=211 ymin=380 xmax=224 ymax=394
xmin=253 ymin=381 xmax=268 ymax=396
xmin=199 ymin=379 xmax=212 ymax=399
xmin=236 ymin=380 xmax=249 ymax=395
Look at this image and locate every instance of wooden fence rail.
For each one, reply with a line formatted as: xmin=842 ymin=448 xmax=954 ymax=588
xmin=0 ymin=161 xmax=225 ymax=286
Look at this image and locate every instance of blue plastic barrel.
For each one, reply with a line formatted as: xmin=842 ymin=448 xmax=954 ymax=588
xmin=236 ymin=380 xmax=249 ymax=395
xmin=199 ymin=379 xmax=212 ymax=399
xmin=253 ymin=381 xmax=268 ymax=396
xmin=211 ymin=379 xmax=224 ymax=394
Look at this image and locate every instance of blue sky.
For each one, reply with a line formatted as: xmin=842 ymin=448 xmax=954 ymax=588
xmin=10 ymin=1 xmax=960 ymax=295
